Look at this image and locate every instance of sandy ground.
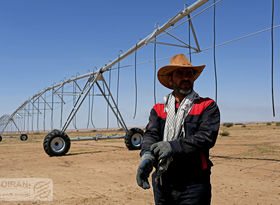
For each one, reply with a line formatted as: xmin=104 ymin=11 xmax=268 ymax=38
xmin=0 ymin=123 xmax=279 ymax=205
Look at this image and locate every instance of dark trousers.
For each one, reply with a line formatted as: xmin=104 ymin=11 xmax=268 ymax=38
xmin=152 ymin=173 xmax=212 ymax=205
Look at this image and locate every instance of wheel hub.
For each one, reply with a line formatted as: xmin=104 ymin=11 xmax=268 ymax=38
xmin=131 ymin=133 xmax=142 ymax=147
xmin=50 ymin=137 xmax=66 ymax=152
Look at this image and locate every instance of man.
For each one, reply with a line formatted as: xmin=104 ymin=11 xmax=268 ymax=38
xmin=136 ymin=54 xmax=220 ymax=204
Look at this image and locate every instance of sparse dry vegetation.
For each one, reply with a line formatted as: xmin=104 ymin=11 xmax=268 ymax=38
xmin=223 ymin=122 xmax=234 ymax=127
xmin=0 ymin=123 xmax=279 ymax=204
xmin=220 ymin=130 xmax=230 ymax=136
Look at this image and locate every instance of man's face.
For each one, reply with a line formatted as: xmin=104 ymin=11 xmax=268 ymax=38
xmin=168 ymin=68 xmax=195 ymax=96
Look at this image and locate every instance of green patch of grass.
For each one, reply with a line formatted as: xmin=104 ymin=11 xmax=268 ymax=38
xmin=223 ymin=123 xmax=234 ymax=128
xmin=220 ymin=131 xmax=230 ymax=136
xmin=266 ymin=122 xmax=272 ymax=126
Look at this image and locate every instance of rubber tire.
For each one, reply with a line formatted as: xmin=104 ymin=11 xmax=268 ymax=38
xmin=43 ymin=129 xmax=71 ymax=156
xmin=20 ymin=134 xmax=28 ymax=141
xmin=124 ymin=128 xmax=143 ymax=150
xmin=0 ymin=135 xmax=2 ymax=142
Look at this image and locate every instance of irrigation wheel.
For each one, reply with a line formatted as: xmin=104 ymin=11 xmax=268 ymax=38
xmin=20 ymin=134 xmax=28 ymax=141
xmin=43 ymin=129 xmax=71 ymax=156
xmin=124 ymin=128 xmax=143 ymax=150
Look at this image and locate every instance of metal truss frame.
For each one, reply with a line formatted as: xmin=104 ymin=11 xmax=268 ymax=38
xmin=0 ymin=0 xmax=209 ymax=138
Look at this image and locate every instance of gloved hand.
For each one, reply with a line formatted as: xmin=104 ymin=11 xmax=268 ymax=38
xmin=136 ymin=151 xmax=155 ymax=189
xmin=154 ymin=156 xmax=173 ymax=184
xmin=150 ymin=141 xmax=173 ymax=160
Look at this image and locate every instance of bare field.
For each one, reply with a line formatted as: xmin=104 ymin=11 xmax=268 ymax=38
xmin=0 ymin=123 xmax=279 ymax=205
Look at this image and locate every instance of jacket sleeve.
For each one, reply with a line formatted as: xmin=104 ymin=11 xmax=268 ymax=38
xmin=140 ymin=108 xmax=162 ymax=156
xmin=169 ymin=101 xmax=220 ymax=155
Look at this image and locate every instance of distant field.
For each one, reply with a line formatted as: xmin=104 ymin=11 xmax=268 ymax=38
xmin=0 ymin=122 xmax=279 ymax=204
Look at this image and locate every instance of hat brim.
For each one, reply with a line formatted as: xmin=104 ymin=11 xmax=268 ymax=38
xmin=157 ymin=65 xmax=205 ymax=89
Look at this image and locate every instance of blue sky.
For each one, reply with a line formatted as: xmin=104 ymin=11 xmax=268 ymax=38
xmin=1 ymin=0 xmax=280 ymax=129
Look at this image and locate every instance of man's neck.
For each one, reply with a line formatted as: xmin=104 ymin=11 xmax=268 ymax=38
xmin=173 ymin=90 xmax=192 ymax=103
xmin=175 ymin=96 xmax=184 ymax=103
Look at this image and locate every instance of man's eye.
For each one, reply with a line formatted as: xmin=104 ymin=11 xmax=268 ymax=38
xmin=177 ymin=71 xmax=183 ymax=75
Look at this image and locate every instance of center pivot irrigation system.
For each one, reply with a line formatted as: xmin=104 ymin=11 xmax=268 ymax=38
xmin=0 ymin=0 xmax=209 ymax=155
xmin=1 ymin=0 xmax=278 ymax=156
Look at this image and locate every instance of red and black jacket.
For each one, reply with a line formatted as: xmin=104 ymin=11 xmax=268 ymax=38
xmin=141 ymin=97 xmax=220 ymax=186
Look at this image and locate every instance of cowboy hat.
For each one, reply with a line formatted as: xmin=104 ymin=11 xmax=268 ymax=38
xmin=157 ymin=54 xmax=205 ymax=89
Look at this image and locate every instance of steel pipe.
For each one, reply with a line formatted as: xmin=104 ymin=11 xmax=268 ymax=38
xmin=70 ymin=135 xmax=124 ymax=141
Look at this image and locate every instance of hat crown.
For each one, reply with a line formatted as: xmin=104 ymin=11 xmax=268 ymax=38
xmin=170 ymin=54 xmax=192 ymax=67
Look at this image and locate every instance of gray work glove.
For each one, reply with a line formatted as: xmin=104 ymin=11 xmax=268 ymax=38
xmin=150 ymin=141 xmax=173 ymax=160
xmin=136 ymin=151 xmax=155 ymax=189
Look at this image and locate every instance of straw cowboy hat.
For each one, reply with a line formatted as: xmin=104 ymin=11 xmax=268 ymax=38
xmin=157 ymin=54 xmax=205 ymax=89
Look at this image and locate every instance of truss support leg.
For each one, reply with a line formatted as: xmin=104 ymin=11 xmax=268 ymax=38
xmin=61 ymin=72 xmax=129 ymax=134
xmin=61 ymin=73 xmax=100 ymax=132
xmin=95 ymin=75 xmax=128 ymax=133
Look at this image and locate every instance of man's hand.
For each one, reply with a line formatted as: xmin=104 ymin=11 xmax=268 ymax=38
xmin=136 ymin=152 xmax=154 ymax=189
xmin=150 ymin=141 xmax=173 ymax=160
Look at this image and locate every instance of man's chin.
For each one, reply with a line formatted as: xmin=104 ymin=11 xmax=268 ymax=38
xmin=178 ymin=88 xmax=192 ymax=95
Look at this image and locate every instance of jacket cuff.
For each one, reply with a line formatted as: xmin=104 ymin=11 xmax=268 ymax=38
xmin=141 ymin=151 xmax=155 ymax=162
xmin=169 ymin=140 xmax=182 ymax=154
